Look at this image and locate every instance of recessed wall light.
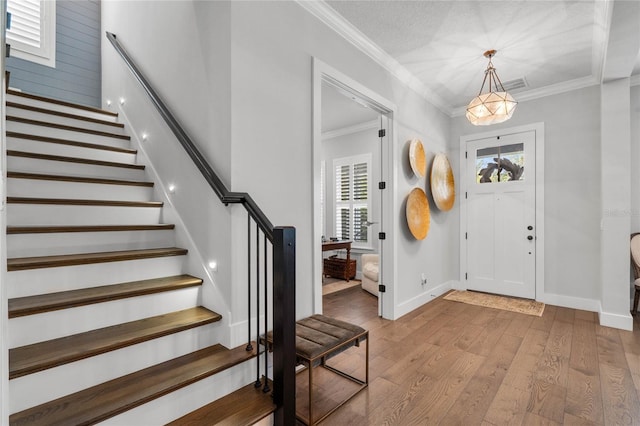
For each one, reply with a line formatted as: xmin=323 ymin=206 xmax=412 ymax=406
xmin=119 ymin=97 xmax=125 ymax=105
xmin=168 ymin=184 xmax=176 ymax=194
xmin=208 ymin=261 xmax=218 ymax=272
xmin=142 ymin=133 xmax=148 ymax=141
xmin=106 ymin=100 xmax=112 ymax=107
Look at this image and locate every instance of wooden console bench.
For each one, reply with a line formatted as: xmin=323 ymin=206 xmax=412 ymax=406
xmin=267 ymin=314 xmax=369 ymax=425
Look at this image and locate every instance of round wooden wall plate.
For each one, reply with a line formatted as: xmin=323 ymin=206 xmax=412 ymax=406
xmin=431 ymin=153 xmax=455 ymax=211
xmin=406 ymin=188 xmax=430 ymax=240
xmin=409 ymin=139 xmax=426 ymax=178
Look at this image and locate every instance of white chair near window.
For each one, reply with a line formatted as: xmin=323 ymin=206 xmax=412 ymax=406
xmin=361 ymin=254 xmax=378 ymax=296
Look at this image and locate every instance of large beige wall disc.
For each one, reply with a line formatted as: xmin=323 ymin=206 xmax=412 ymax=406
xmin=406 ymin=188 xmax=430 ymax=240
xmin=409 ymin=139 xmax=426 ymax=177
xmin=431 ymin=153 xmax=455 ymax=211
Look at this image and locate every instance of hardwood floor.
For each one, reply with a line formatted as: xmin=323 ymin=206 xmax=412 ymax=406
xmin=320 ymin=287 xmax=640 ymax=425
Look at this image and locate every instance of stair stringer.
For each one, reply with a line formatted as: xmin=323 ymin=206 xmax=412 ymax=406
xmin=109 ymin=102 xmax=239 ymax=351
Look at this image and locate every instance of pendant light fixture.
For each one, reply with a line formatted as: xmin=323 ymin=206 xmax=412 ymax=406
xmin=466 ymin=50 xmax=517 ymax=126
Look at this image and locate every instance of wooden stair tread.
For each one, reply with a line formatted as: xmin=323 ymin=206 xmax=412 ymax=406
xmin=7 ymin=224 xmax=175 ymax=234
xmin=7 ymin=247 xmax=187 ymax=271
xmin=7 ymin=102 xmax=125 ymax=128
xmin=7 ymin=171 xmax=154 ymax=187
xmin=7 ymin=116 xmax=131 ymax=140
xmin=7 ymin=89 xmax=118 ymax=117
xmin=9 ymin=307 xmax=221 ymax=379
xmin=7 ymin=150 xmax=145 ymax=170
xmin=7 ymin=196 xmax=163 ymax=207
xmin=166 ymin=381 xmax=276 ymax=426
xmin=8 ymin=274 xmax=200 ymax=318
xmin=7 ymin=131 xmax=137 ymax=154
xmin=9 ymin=343 xmax=256 ymax=426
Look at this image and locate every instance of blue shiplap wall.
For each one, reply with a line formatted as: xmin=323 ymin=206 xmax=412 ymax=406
xmin=6 ymin=0 xmax=101 ymax=107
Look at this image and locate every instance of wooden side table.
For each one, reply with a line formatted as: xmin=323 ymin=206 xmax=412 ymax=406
xmin=322 ymin=240 xmax=352 ymax=281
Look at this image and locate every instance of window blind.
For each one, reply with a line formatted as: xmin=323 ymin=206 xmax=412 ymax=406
xmin=7 ymin=0 xmax=42 ymax=48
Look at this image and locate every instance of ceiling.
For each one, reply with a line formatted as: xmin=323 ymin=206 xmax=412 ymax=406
xmin=306 ymin=0 xmax=639 ymax=116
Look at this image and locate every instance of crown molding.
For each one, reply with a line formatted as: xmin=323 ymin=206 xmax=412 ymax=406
xmin=296 ymin=0 xmax=452 ymax=116
xmin=322 ymin=119 xmax=379 ymax=140
xmin=450 ymin=75 xmax=600 ymax=117
xmin=592 ymin=0 xmax=614 ymax=84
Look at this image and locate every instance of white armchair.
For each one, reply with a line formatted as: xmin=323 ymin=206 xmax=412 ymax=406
xmin=361 ymin=254 xmax=379 ymax=296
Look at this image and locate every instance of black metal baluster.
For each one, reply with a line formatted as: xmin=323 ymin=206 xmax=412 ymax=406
xmin=255 ymin=222 xmax=262 ymax=389
xmin=263 ymin=235 xmax=271 ymax=393
xmin=246 ymin=213 xmax=253 ymax=352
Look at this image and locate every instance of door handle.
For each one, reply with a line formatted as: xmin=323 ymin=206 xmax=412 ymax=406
xmin=527 ymin=235 xmax=533 ymax=241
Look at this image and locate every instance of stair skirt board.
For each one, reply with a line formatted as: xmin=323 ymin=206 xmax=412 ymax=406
xmin=8 ymin=228 xmax=176 ymax=257
xmin=9 ymin=324 xmax=222 ymax=413
xmin=7 ymin=252 xmax=186 ymax=298
xmin=8 ymin=288 xmax=203 ymax=348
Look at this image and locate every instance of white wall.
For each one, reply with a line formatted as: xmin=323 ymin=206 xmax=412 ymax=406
xmin=630 ymin=85 xmax=640 ymax=233
xmin=229 ymin=1 xmax=454 ymax=319
xmin=451 ymin=86 xmax=602 ymax=306
xmin=102 ymin=1 xmax=455 ymax=327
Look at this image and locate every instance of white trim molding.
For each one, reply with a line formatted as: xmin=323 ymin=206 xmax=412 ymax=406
xmin=322 ymin=119 xmax=378 ymax=140
xmin=599 ymin=307 xmax=633 ymax=331
xmin=395 ymin=281 xmax=454 ymax=319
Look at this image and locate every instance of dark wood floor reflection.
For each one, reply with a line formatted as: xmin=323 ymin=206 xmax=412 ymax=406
xmin=318 ymin=286 xmax=640 ymax=425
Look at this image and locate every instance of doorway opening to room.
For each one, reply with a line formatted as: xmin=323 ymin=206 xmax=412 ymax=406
xmin=313 ymin=59 xmax=395 ymax=318
xmin=460 ymin=123 xmax=545 ymax=301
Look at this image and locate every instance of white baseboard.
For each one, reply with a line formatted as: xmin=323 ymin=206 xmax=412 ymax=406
xmin=538 ymin=293 xmax=600 ymax=312
xmin=395 ymin=280 xmax=454 ymax=319
xmin=599 ymin=308 xmax=633 ymax=331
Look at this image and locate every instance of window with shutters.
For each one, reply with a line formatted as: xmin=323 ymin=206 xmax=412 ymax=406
xmin=6 ymin=0 xmax=56 ymax=67
xmin=333 ymin=154 xmax=372 ymax=248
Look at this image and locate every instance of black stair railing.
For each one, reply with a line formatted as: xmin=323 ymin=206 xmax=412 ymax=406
xmin=106 ymin=32 xmax=296 ymax=425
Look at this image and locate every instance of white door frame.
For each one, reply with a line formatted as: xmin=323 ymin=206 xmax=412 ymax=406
xmin=312 ymin=58 xmax=398 ymax=319
xmin=459 ymin=122 xmax=545 ymax=300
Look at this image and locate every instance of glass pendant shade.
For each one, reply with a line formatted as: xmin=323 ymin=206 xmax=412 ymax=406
xmin=466 ymin=50 xmax=517 ymax=126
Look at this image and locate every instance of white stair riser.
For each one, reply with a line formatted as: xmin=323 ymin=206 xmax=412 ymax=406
xmin=9 ymin=287 xmax=200 ymax=347
xmin=7 ymin=204 xmax=162 ymax=226
xmin=7 ymin=106 xmax=126 ymax=135
xmin=7 ymin=94 xmax=119 ymax=123
xmin=7 ymin=156 xmax=146 ymax=181
xmin=7 ymin=121 xmax=131 ymax=150
xmin=7 ymin=137 xmax=137 ymax=164
xmin=8 ymin=179 xmax=154 ymax=202
xmin=103 ymin=360 xmax=256 ymax=426
xmin=9 ymin=323 xmax=219 ymax=414
xmin=8 ymin=229 xmax=175 ymax=257
xmin=7 ymin=255 xmax=184 ymax=298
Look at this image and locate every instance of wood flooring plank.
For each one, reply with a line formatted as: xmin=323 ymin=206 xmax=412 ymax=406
xmin=8 ymin=89 xmax=119 ymax=116
xmin=501 ymin=328 xmax=550 ymax=391
xmin=7 ymin=116 xmax=131 ymax=140
xmin=484 ymin=383 xmax=530 ymax=425
xmin=9 ymin=274 xmax=201 ymax=318
xmin=7 ymin=224 xmax=175 ymax=235
xmin=440 ymin=333 xmax=522 ymax=425
xmin=467 ymin=315 xmax=511 ymax=357
xmin=7 ymin=247 xmax=186 ymax=271
xmin=7 ymin=171 xmax=154 ymax=187
xmin=523 ymin=411 xmax=561 ymax=425
xmin=504 ymin=314 xmax=535 ymax=338
xmin=530 ymin=305 xmax=557 ymax=333
xmin=599 ymin=363 xmax=640 ymax=424
xmin=7 ymin=150 xmax=145 ymax=170
xmin=9 ymin=344 xmax=255 ymax=426
xmin=7 ymin=102 xmax=125 ymax=128
xmin=10 ymin=307 xmax=221 ymax=378
xmin=7 ymin=131 xmax=136 ymax=154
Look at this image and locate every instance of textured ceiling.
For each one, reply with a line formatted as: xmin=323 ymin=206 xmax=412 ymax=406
xmin=324 ymin=0 xmax=610 ymax=112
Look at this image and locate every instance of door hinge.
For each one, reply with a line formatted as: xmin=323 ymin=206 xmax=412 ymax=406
xmin=378 ymin=181 xmax=386 ymax=190
xmin=465 ymin=151 xmax=468 ymax=159
xmin=379 ymin=284 xmax=386 ymax=293
xmin=378 ymin=232 xmax=386 ymax=240
xmin=465 ymin=192 xmax=468 ymax=199
xmin=465 ymin=273 xmax=468 ymax=280
xmin=465 ymin=232 xmax=467 ymax=240
xmin=378 ymin=129 xmax=386 ymax=138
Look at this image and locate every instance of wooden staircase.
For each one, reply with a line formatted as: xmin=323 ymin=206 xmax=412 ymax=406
xmin=5 ymin=90 xmax=275 ymax=425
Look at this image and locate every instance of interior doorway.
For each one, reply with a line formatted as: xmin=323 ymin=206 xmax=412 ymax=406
xmin=312 ymin=59 xmax=395 ymax=318
xmin=460 ymin=123 xmax=545 ymax=300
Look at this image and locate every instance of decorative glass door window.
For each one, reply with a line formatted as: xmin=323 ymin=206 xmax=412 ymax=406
xmin=476 ymin=143 xmax=524 ymax=183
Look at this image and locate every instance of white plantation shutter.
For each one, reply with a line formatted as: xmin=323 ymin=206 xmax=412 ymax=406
xmin=7 ymin=0 xmax=56 ymax=67
xmin=333 ymin=155 xmax=371 ymax=247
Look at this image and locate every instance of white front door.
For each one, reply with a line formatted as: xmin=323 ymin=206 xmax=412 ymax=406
xmin=465 ymin=131 xmax=536 ymax=299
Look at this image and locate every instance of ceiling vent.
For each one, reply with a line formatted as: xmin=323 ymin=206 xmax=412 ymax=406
xmin=501 ymin=77 xmax=528 ymax=92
